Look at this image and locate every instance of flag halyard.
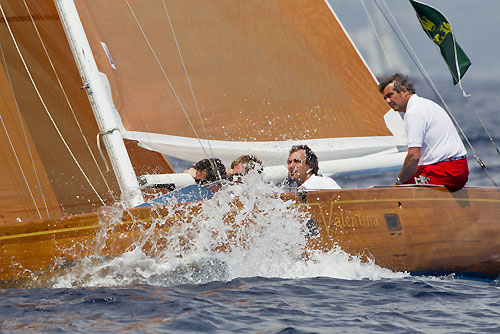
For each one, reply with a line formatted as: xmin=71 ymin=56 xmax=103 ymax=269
xmin=409 ymin=0 xmax=471 ymax=84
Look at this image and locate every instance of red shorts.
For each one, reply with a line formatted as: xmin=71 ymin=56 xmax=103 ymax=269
xmin=403 ymin=157 xmax=469 ymax=191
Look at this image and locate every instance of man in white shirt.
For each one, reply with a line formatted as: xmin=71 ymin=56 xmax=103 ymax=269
xmin=378 ymin=73 xmax=468 ymax=191
xmin=287 ymin=145 xmax=341 ymax=191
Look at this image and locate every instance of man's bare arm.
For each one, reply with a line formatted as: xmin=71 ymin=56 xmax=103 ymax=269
xmin=393 ymin=147 xmax=421 ymax=185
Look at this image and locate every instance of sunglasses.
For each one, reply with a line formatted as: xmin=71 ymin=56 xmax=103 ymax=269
xmin=195 ymin=178 xmax=208 ymax=185
xmin=229 ymin=173 xmax=243 ymax=182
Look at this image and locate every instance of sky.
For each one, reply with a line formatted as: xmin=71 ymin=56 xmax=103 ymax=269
xmin=330 ymin=0 xmax=500 ymax=83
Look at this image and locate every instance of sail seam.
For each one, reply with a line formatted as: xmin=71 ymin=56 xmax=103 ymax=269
xmin=0 ymin=3 xmax=106 ymax=206
xmin=22 ymin=0 xmax=117 ymax=201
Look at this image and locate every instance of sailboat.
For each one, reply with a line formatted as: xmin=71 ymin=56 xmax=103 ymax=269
xmin=0 ymin=0 xmax=499 ymax=284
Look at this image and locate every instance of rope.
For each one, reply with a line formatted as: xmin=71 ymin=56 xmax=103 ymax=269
xmin=0 ymin=3 xmax=108 ymax=204
xmin=96 ymin=128 xmax=120 ymax=173
xmin=22 ymin=0 xmax=117 ymax=201
xmin=0 ymin=43 xmax=47 ymax=219
xmin=0 ymin=115 xmax=43 ymax=220
xmin=449 ymin=33 xmax=499 ymax=155
xmin=124 ymin=0 xmax=211 ymax=159
xmin=372 ymin=0 xmax=497 ymax=187
xmin=409 ymin=1 xmax=499 ymax=156
xmin=96 ymin=133 xmax=111 ymax=172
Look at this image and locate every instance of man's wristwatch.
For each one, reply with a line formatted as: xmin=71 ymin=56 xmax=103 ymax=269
xmin=396 ymin=177 xmax=403 ymax=185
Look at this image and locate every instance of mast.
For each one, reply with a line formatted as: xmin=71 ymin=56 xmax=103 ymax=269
xmin=54 ymin=0 xmax=144 ymax=208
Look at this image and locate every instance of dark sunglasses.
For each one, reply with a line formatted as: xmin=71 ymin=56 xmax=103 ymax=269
xmin=195 ymin=178 xmax=208 ymax=185
xmin=229 ymin=173 xmax=243 ymax=182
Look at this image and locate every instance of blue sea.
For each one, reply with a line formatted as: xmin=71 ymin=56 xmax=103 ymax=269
xmin=1 ymin=78 xmax=500 ymax=333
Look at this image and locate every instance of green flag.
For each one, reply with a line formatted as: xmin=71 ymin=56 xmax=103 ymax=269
xmin=409 ymin=0 xmax=471 ymax=84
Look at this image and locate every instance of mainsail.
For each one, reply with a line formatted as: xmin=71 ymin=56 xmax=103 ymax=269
xmin=0 ymin=0 xmax=405 ymax=223
xmin=74 ymin=0 xmax=405 ymax=167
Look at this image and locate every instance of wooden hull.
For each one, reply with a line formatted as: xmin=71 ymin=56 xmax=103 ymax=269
xmin=303 ymin=186 xmax=500 ymax=278
xmin=1 ymin=186 xmax=500 ymax=284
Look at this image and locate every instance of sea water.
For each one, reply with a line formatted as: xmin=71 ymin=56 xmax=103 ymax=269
xmin=1 ymin=79 xmax=500 ymax=333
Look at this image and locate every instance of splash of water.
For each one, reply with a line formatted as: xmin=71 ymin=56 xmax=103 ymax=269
xmin=51 ymin=172 xmax=406 ymax=288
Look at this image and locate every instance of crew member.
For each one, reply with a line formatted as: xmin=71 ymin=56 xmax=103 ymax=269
xmin=228 ymin=154 xmax=263 ymax=182
xmin=378 ymin=73 xmax=468 ymax=191
xmin=190 ymin=158 xmax=227 ymax=192
xmin=287 ymin=145 xmax=340 ymax=191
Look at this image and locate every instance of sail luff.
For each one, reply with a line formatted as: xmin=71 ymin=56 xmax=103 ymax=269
xmin=55 ymin=0 xmax=143 ymax=208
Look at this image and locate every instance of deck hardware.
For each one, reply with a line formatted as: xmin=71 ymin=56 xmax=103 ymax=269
xmin=384 ymin=213 xmax=402 ymax=231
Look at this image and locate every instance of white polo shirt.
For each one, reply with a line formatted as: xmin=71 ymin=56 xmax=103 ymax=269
xmin=404 ymin=94 xmax=466 ymax=165
xmin=299 ymin=174 xmax=341 ymax=191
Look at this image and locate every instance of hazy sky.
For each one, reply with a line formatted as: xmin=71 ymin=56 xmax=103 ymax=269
xmin=330 ymin=0 xmax=500 ymax=83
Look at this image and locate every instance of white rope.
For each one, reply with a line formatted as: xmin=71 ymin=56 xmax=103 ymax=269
xmin=96 ymin=133 xmax=111 ymax=172
xmin=0 ymin=43 xmax=47 ymax=219
xmin=22 ymin=0 xmax=117 ymax=201
xmin=0 ymin=115 xmax=43 ymax=220
xmin=0 ymin=3 xmax=107 ymax=204
xmin=447 ymin=23 xmax=470 ymax=97
xmin=124 ymin=0 xmax=210 ymax=158
xmin=0 ymin=112 xmax=45 ymax=220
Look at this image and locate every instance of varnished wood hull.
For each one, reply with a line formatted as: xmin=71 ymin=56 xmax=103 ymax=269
xmin=303 ymin=186 xmax=500 ymax=278
xmin=1 ymin=186 xmax=500 ymax=284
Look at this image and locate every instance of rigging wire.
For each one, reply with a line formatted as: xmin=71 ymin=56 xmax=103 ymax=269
xmin=372 ymin=0 xmax=498 ymax=187
xmin=463 ymin=97 xmax=500 ymax=155
xmin=124 ymin=0 xmax=212 ymax=160
xmin=160 ymin=0 xmax=222 ymax=179
xmin=1 ymin=43 xmax=48 ymax=220
xmin=22 ymin=0 xmax=117 ymax=202
xmin=448 ymin=34 xmax=500 ymax=156
xmin=160 ymin=1 xmax=217 ymax=159
xmin=0 ymin=116 xmax=42 ymax=220
xmin=0 ymin=46 xmax=43 ymax=220
xmin=408 ymin=0 xmax=500 ymax=157
xmin=360 ymin=0 xmax=396 ymax=75
xmin=0 ymin=3 xmax=107 ymax=204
